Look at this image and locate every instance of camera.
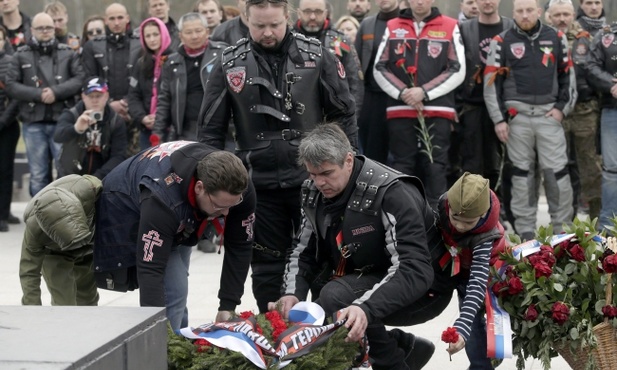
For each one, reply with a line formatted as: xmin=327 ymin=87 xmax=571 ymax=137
xmin=89 ymin=111 xmax=103 ymax=121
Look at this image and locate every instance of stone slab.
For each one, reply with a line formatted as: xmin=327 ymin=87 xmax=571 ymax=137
xmin=0 ymin=306 xmax=167 ymax=370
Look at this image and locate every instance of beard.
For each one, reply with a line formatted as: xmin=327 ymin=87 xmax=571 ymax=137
xmin=257 ymin=37 xmax=281 ymax=50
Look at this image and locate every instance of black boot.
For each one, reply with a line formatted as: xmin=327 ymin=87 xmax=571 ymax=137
xmin=390 ymin=328 xmax=435 ymax=370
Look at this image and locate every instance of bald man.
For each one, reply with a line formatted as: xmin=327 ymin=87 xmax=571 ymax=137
xmin=6 ymin=12 xmax=85 ymax=196
xmin=81 ymin=3 xmax=141 ymax=129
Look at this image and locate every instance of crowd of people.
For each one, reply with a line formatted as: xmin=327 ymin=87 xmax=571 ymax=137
xmin=3 ymin=0 xmax=617 ymax=369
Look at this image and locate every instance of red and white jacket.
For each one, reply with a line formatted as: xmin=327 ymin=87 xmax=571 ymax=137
xmin=373 ymin=7 xmax=465 ymax=121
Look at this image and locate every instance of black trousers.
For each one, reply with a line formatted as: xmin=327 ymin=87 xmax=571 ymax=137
xmin=0 ymin=122 xmax=19 ymax=220
xmin=358 ymin=90 xmax=389 ymax=163
xmin=460 ymin=104 xmax=502 ymax=190
xmin=388 ymin=116 xmax=451 ymax=207
xmin=251 ymin=187 xmax=302 ymax=312
xmin=318 ymin=273 xmax=452 ymax=370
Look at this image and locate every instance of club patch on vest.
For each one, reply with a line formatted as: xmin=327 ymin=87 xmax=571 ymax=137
xmin=602 ymin=34 xmax=614 ymax=48
xmin=427 ymin=41 xmax=442 ymax=58
xmin=392 ymin=28 xmax=409 ymax=39
xmin=576 ymin=43 xmax=587 ymax=55
xmin=335 ymin=57 xmax=346 ymax=79
xmin=226 ymin=66 xmax=246 ymax=93
xmin=510 ymin=43 xmax=525 ymax=59
xmin=296 ymin=60 xmax=316 ymax=68
xmin=351 ymin=224 xmax=376 ymax=236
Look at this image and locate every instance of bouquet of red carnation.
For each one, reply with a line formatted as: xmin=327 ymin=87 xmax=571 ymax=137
xmin=489 ymin=220 xmax=617 ymax=370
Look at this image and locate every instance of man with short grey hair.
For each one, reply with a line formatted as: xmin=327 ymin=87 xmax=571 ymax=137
xmin=152 ymin=13 xmax=227 ymax=142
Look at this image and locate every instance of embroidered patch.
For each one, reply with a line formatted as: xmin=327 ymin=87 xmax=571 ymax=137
xmin=351 ymin=224 xmax=376 ymax=236
xmin=394 ymin=42 xmax=404 ymax=55
xmin=392 ymin=28 xmax=409 ymax=38
xmin=576 ymin=43 xmax=587 ymax=55
xmin=242 ymin=213 xmax=256 ymax=241
xmin=602 ymin=34 xmax=614 ymax=48
xmin=335 ymin=57 xmax=346 ymax=79
xmin=427 ymin=41 xmax=443 ymax=58
xmin=539 ymin=40 xmax=553 ymax=46
xmin=226 ymin=66 xmax=246 ymax=93
xmin=142 ymin=230 xmax=163 ymax=262
xmin=164 ymin=175 xmax=174 ymax=186
xmin=428 ymin=30 xmax=446 ymax=38
xmin=510 ymin=42 xmax=525 ymax=59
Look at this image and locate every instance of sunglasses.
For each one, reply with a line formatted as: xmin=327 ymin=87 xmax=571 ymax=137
xmin=87 ymin=28 xmax=104 ymax=36
xmin=208 ymin=193 xmax=243 ymax=211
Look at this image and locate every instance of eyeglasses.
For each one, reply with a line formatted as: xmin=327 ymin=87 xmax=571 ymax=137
xmin=208 ymin=193 xmax=243 ymax=211
xmin=87 ymin=28 xmax=104 ymax=36
xmin=34 ymin=26 xmax=55 ymax=33
xmin=300 ymin=9 xmax=325 ymax=16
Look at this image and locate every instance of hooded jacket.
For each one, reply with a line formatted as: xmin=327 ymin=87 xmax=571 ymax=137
xmin=127 ymin=17 xmax=173 ymax=130
xmin=19 ymin=174 xmax=102 ymax=305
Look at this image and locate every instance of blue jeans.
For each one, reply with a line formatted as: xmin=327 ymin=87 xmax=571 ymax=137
xmin=600 ymin=108 xmax=617 ymax=231
xmin=164 ymin=245 xmax=192 ymax=331
xmin=22 ymin=122 xmax=61 ymax=196
xmin=457 ymin=282 xmax=493 ymax=370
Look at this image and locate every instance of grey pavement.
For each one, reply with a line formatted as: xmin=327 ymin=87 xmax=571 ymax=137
xmin=1 ymin=190 xmax=579 ymax=369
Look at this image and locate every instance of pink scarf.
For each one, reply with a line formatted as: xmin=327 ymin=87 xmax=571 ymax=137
xmin=139 ymin=17 xmax=172 ymax=115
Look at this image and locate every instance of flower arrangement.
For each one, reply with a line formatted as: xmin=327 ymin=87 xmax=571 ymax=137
xmin=167 ymin=310 xmax=359 ymax=370
xmin=489 ymin=219 xmax=617 ymax=370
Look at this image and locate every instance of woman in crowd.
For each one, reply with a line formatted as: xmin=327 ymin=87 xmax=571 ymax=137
xmin=80 ymin=15 xmax=105 ymax=48
xmin=335 ymin=15 xmax=360 ymax=44
xmin=127 ymin=17 xmax=172 ymax=150
xmin=0 ymin=25 xmax=20 ymax=231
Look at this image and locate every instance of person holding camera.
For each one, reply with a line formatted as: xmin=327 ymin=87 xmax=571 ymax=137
xmin=54 ymin=77 xmax=128 ymax=179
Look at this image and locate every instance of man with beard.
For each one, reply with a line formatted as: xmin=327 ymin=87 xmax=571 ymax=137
xmin=293 ymin=0 xmax=362 ymax=114
xmin=93 ymin=141 xmax=256 ymax=331
xmin=548 ymin=0 xmax=602 ymax=221
xmin=82 ymin=3 xmax=141 ymax=124
xmin=355 ymin=0 xmax=400 ymax=163
xmin=347 ymin=0 xmax=372 ymax=23
xmin=484 ymin=0 xmax=575 ymax=241
xmin=198 ymin=0 xmax=357 ymax=314
xmin=43 ymin=1 xmax=79 ymax=52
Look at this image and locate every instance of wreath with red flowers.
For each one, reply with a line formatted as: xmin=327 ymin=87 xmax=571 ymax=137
xmin=168 ymin=310 xmax=358 ymax=370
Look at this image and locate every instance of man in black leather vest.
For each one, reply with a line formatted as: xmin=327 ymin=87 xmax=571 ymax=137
xmin=198 ymin=0 xmax=357 ymax=313
xmin=271 ymin=124 xmax=436 ymax=370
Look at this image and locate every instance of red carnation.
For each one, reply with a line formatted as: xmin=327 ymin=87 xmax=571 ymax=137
xmin=265 ymin=310 xmax=287 ymax=342
xmin=507 ymin=107 xmax=518 ymax=118
xmin=507 ymin=276 xmax=524 ymax=295
xmin=239 ymin=311 xmax=255 ymax=319
xmin=149 ymin=133 xmax=161 ymax=147
xmin=551 ymin=302 xmax=570 ymax=325
xmin=504 ymin=265 xmax=517 ymax=278
xmin=441 ymin=327 xmax=459 ymax=343
xmin=602 ymin=254 xmax=617 ymax=273
xmin=602 ymin=305 xmax=617 ymax=319
xmin=568 ymin=244 xmax=586 ymax=262
xmin=396 ymin=58 xmax=406 ymax=68
xmin=524 ymin=304 xmax=538 ymax=321
xmin=406 ymin=66 xmax=417 ymax=75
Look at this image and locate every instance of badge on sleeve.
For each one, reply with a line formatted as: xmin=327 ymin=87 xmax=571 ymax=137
xmin=226 ymin=66 xmax=246 ymax=93
xmin=335 ymin=57 xmax=346 ymax=79
xmin=510 ymin=42 xmax=525 ymax=59
xmin=602 ymin=34 xmax=615 ymax=48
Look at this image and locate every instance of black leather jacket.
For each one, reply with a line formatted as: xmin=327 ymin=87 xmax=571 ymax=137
xmin=152 ymin=41 xmax=227 ymax=140
xmin=0 ymin=51 xmax=18 ymax=131
xmin=6 ymin=40 xmax=84 ymax=123
xmin=588 ymin=23 xmax=617 ymax=109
